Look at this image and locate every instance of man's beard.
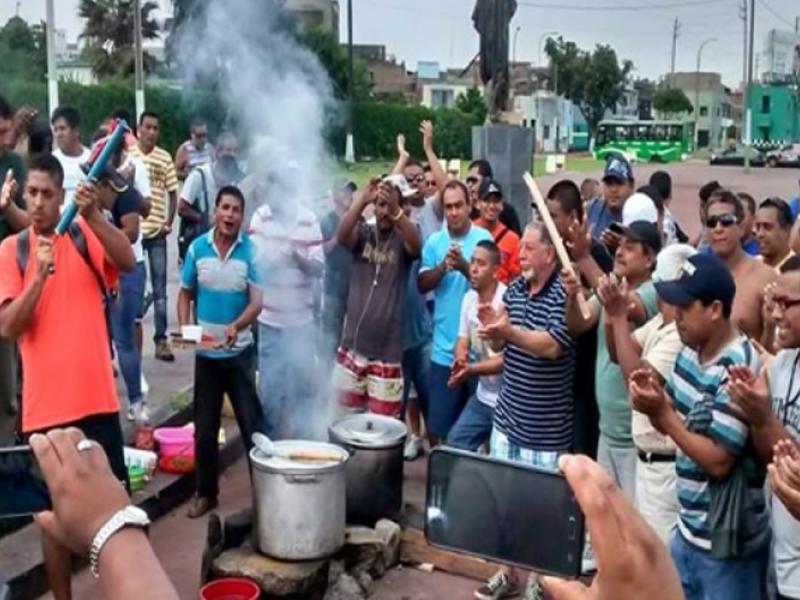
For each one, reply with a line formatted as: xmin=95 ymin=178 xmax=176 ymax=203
xmin=522 ymin=268 xmax=535 ymax=283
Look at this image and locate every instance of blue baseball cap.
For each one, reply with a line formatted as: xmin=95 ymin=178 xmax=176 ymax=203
xmin=602 ymin=153 xmax=634 ymax=184
xmin=654 ymin=253 xmax=736 ymax=310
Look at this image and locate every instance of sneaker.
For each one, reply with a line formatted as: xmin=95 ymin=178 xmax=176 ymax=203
xmin=155 ymin=340 xmax=175 ymax=362
xmin=140 ymin=373 xmax=150 ymax=395
xmin=137 ymin=402 xmax=150 ymax=424
xmin=522 ymin=576 xmax=544 ymax=600
xmin=404 ymin=434 xmax=423 ymax=461
xmin=474 ymin=570 xmax=519 ymax=600
xmin=126 ymin=405 xmax=136 ymax=422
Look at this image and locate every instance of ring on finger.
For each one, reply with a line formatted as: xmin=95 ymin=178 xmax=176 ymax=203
xmin=76 ymin=439 xmax=95 ymax=453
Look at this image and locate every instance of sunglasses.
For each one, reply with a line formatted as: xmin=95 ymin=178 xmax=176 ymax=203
xmin=406 ymin=174 xmax=425 ymax=184
xmin=706 ymin=213 xmax=739 ymax=229
xmin=465 ymin=176 xmax=479 ymax=185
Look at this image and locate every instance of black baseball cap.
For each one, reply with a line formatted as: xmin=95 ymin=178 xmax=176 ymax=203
xmin=610 ymin=220 xmax=662 ymax=255
xmin=479 ymin=179 xmax=503 ymax=200
xmin=655 ymin=253 xmax=736 ymax=310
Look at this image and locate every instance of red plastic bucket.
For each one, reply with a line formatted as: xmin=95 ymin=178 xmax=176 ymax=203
xmin=199 ymin=578 xmax=260 ymax=600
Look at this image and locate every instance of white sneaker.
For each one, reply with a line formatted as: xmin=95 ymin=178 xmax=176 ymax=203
xmin=137 ymin=402 xmax=150 ymax=424
xmin=140 ymin=373 xmax=150 ymax=395
xmin=126 ymin=405 xmax=136 ymax=422
xmin=404 ymin=434 xmax=423 ymax=461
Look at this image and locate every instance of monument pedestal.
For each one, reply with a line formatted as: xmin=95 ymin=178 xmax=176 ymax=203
xmin=471 ymin=125 xmax=535 ymax=227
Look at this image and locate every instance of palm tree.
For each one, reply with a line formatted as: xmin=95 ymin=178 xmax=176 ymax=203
xmin=78 ymin=0 xmax=161 ymax=78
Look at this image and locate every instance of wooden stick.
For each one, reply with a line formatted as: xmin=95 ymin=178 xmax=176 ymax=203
xmin=523 ymin=172 xmax=593 ymax=320
xmin=282 ymin=450 xmax=345 ymax=463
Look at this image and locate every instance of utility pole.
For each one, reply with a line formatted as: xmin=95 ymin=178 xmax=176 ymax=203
xmin=745 ymin=0 xmax=755 ymax=173
xmin=45 ymin=0 xmax=58 ymax=117
xmin=740 ymin=0 xmax=748 ymax=88
xmin=133 ymin=0 xmax=145 ymax=121
xmin=670 ymin=18 xmax=680 ymax=77
xmin=345 ymin=0 xmax=355 ymax=164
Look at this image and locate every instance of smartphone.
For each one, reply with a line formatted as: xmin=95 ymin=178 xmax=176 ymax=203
xmin=425 ymin=447 xmax=584 ymax=578
xmin=0 ymin=446 xmax=51 ymax=518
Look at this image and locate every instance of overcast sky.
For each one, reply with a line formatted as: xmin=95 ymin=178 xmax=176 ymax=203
xmin=3 ymin=0 xmax=798 ymax=88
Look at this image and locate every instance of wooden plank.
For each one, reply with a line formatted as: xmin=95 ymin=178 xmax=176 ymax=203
xmin=399 ymin=528 xmax=503 ymax=582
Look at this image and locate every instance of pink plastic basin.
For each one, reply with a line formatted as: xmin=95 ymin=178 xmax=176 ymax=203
xmin=153 ymin=427 xmax=194 ymax=458
xmin=199 ymin=578 xmax=260 ymax=600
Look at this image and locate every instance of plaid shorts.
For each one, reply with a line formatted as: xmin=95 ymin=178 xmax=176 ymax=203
xmin=489 ymin=428 xmax=563 ymax=471
xmin=334 ymin=347 xmax=403 ymax=418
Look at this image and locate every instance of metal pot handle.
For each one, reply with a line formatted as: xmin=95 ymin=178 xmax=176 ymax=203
xmin=283 ymin=473 xmax=320 ymax=484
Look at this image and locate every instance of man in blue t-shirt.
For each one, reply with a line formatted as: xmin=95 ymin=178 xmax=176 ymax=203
xmin=178 ymin=185 xmax=265 ymax=519
xmin=585 ymin=153 xmax=634 ymax=251
xmin=419 ymin=180 xmax=492 ymax=443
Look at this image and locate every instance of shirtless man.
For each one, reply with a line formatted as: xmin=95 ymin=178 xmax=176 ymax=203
xmin=705 ymin=189 xmax=776 ymax=343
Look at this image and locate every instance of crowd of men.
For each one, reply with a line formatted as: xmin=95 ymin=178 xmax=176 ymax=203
xmin=4 ymin=92 xmax=800 ymax=600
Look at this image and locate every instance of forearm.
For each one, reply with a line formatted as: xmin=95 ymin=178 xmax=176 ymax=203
xmin=177 ymin=289 xmax=193 ymax=326
xmin=166 ymin=192 xmax=177 ymax=228
xmin=659 ymin=409 xmax=735 ymax=478
xmin=609 ymin=317 xmax=643 ymax=379
xmin=751 ymin=416 xmax=791 ymax=465
xmin=99 ymin=529 xmax=179 ymax=600
xmin=506 ymin=328 xmax=561 ymax=359
xmin=0 ymin=278 xmax=46 ymax=339
xmin=395 ymin=214 xmax=421 ymax=257
xmin=391 ymin=151 xmax=409 ymax=176
xmin=470 ymin=353 xmax=503 ymax=376
xmin=337 ymin=198 xmax=367 ymax=246
xmin=566 ymin=296 xmax=594 ymax=336
xmin=232 ymin=288 xmax=263 ymax=331
xmin=418 ymin=264 xmax=446 ymax=293
xmin=424 ymin=143 xmax=447 ymax=195
xmin=2 ymin=202 xmax=29 ymax=232
xmin=178 ymin=199 xmax=202 ymax=223
xmin=84 ymin=209 xmax=135 ymax=272
xmin=575 ymin=254 xmax=604 ymax=291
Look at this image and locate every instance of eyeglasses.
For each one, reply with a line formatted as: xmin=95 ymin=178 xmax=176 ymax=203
xmin=406 ymin=174 xmax=425 ymax=184
xmin=706 ymin=213 xmax=739 ymax=229
xmin=465 ymin=176 xmax=479 ymax=185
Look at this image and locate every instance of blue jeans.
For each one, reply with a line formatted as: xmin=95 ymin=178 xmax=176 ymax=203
xmin=670 ymin=530 xmax=769 ymax=600
xmin=425 ymin=362 xmax=476 ymax=439
xmin=111 ymin=262 xmax=145 ymax=405
xmin=142 ymin=236 xmax=168 ymax=342
xmin=258 ymin=322 xmax=318 ymax=440
xmin=446 ymin=394 xmax=493 ymax=451
xmin=401 ymin=342 xmax=431 ymax=420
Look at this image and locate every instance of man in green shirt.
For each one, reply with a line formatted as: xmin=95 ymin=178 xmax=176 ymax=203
xmin=0 ymin=95 xmax=29 ymax=445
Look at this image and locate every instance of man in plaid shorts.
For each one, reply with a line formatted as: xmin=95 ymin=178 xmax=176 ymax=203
xmin=334 ymin=176 xmax=421 ymax=417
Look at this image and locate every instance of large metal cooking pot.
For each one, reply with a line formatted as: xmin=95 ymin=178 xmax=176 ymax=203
xmin=329 ymin=414 xmax=407 ymax=526
xmin=250 ymin=440 xmax=349 ymax=560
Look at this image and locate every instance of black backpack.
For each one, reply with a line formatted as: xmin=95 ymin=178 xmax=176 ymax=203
xmin=16 ymin=223 xmax=113 ymax=351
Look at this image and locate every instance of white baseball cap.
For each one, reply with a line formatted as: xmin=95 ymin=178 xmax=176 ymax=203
xmin=621 ymin=192 xmax=658 ymax=225
xmin=653 ymin=243 xmax=698 ymax=283
xmin=382 ymin=174 xmax=417 ymax=198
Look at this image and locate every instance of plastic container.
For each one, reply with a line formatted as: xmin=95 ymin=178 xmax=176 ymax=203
xmin=199 ymin=578 xmax=260 ymax=600
xmin=124 ymin=447 xmax=158 ymax=478
xmin=128 ymin=465 xmax=146 ymax=492
xmin=154 ymin=427 xmax=195 ymax=458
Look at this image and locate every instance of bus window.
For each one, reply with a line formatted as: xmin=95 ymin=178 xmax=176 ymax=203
xmin=596 ymin=126 xmax=608 ymax=145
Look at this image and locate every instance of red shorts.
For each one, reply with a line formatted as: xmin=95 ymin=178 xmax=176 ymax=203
xmin=334 ymin=347 xmax=403 ymax=418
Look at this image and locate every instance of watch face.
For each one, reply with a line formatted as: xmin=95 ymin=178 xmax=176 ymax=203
xmin=123 ymin=505 xmax=150 ymax=526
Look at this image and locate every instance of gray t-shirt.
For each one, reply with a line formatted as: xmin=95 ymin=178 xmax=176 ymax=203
xmin=340 ymin=222 xmax=413 ymax=363
xmin=769 ymin=348 xmax=800 ymax=598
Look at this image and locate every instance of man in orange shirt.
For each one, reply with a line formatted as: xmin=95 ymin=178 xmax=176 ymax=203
xmin=0 ymin=154 xmax=135 ymax=600
xmin=473 ymin=179 xmax=520 ymax=284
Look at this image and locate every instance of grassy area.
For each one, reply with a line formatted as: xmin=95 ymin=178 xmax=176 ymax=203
xmin=337 ymin=154 xmax=604 ymax=187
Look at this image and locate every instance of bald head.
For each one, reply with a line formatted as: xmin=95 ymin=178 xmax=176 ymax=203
xmin=779 ymin=271 xmax=800 ymax=294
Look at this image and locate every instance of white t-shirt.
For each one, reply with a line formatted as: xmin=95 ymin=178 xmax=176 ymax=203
xmin=458 ymin=283 xmax=507 ymax=408
xmin=52 ymin=147 xmax=91 ymax=207
xmin=180 ymin=164 xmax=217 ymax=222
xmin=122 ymin=154 xmax=151 ymax=263
xmin=248 ymin=204 xmax=325 ymax=329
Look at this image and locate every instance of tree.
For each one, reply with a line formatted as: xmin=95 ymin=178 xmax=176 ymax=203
xmin=456 ymin=87 xmax=488 ymax=124
xmin=299 ymin=28 xmax=371 ymax=100
xmin=0 ymin=16 xmax=46 ymax=82
xmin=78 ymin=0 xmax=161 ymax=78
xmin=545 ymin=37 xmax=633 ymax=138
xmin=652 ymin=86 xmax=693 ymax=116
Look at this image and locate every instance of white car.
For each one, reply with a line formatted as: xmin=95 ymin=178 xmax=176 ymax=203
xmin=766 ymin=143 xmax=800 ymax=168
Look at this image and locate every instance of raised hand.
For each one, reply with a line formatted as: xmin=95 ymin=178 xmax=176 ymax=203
xmin=565 ymin=214 xmax=591 ymax=260
xmin=727 ymin=365 xmax=772 ymax=426
xmin=0 ymin=169 xmax=17 ymax=210
xmin=562 ymin=268 xmax=583 ymax=299
xmin=396 ymin=134 xmax=409 ymax=160
xmin=596 ymin=274 xmax=631 ymax=319
xmin=420 ymin=120 xmax=434 ymax=151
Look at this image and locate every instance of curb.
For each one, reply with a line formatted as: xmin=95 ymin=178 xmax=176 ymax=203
xmin=2 ymin=396 xmax=247 ymax=600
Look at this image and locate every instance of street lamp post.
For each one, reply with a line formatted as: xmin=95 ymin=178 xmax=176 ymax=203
xmin=513 ymin=26 xmax=521 ymax=63
xmin=45 ymin=0 xmax=58 ymax=116
xmin=345 ymin=0 xmax=355 ymax=164
xmin=133 ymin=0 xmax=145 ymax=121
xmin=694 ymin=37 xmax=716 ymax=150
xmin=538 ymin=31 xmax=557 ymax=66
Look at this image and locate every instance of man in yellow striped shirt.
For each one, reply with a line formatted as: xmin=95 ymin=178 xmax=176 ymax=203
xmin=129 ymin=111 xmax=179 ymax=361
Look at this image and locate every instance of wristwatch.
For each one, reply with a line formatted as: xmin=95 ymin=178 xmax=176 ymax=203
xmin=89 ymin=505 xmax=150 ymax=578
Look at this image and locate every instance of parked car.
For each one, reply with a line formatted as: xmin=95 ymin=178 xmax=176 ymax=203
xmin=709 ymin=144 xmax=766 ymax=167
xmin=766 ymin=143 xmax=800 ymax=168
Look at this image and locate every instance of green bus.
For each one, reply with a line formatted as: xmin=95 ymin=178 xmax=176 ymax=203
xmin=594 ymin=120 xmax=695 ymax=163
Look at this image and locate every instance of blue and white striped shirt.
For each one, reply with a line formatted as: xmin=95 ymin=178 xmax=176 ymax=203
xmin=666 ymin=335 xmax=768 ymax=551
xmin=493 ymin=272 xmax=576 ymax=451
xmin=181 ymin=228 xmax=259 ymax=359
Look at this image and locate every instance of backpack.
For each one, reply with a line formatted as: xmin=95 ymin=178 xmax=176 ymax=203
xmin=16 ymin=222 xmax=113 ymax=352
xmin=178 ymin=165 xmax=212 ymax=261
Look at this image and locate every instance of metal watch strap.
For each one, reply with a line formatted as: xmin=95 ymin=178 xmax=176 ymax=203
xmin=89 ymin=508 xmax=149 ymax=578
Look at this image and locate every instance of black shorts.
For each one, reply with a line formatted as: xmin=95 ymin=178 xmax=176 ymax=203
xmin=24 ymin=412 xmax=129 ymax=492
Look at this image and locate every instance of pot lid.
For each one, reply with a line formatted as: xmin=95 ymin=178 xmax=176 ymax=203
xmin=250 ymin=439 xmax=349 ymax=474
xmin=329 ymin=414 xmax=407 ymax=448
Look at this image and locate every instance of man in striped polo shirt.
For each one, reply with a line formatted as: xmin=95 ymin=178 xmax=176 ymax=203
xmin=474 ymin=221 xmax=576 ymax=600
xmin=630 ymin=253 xmax=769 ymax=600
xmin=178 ymin=185 xmax=264 ymax=519
xmin=131 ymin=111 xmax=180 ymax=362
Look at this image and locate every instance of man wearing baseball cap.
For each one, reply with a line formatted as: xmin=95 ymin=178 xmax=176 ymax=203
xmin=473 ymin=179 xmax=520 ymax=284
xmin=586 ymin=153 xmax=635 ymax=251
xmin=630 ymin=253 xmax=769 ymax=599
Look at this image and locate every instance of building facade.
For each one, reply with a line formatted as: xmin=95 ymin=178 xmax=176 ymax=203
xmin=747 ymin=83 xmax=800 ymax=145
xmin=762 ymin=28 xmax=800 ymax=84
xmin=664 ymin=71 xmax=733 ymax=148
xmin=283 ymin=0 xmax=340 ymax=41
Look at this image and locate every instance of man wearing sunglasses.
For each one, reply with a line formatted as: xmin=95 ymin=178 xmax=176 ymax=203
xmin=705 ymin=189 xmax=776 ymax=344
xmin=756 ymin=197 xmax=795 ymax=273
xmin=728 ymin=270 xmax=800 ymax=600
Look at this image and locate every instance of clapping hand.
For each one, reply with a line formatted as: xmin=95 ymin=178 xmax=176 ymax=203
xmin=565 ymin=214 xmax=591 ymax=261
xmin=478 ymin=307 xmax=512 ymax=343
xmin=448 ymin=358 xmax=471 ymax=388
xmin=727 ymin=365 xmax=772 ymax=427
xmin=444 ymin=243 xmax=467 ymax=274
xmin=770 ymin=439 xmax=800 ymax=520
xmin=596 ymin=274 xmax=633 ymax=320
xmin=629 ymin=368 xmax=671 ymax=426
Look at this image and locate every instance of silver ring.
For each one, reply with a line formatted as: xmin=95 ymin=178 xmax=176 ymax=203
xmin=76 ymin=439 xmax=95 ymax=453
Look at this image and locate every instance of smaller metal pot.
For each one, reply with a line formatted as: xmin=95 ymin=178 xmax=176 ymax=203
xmin=329 ymin=414 xmax=407 ymax=526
